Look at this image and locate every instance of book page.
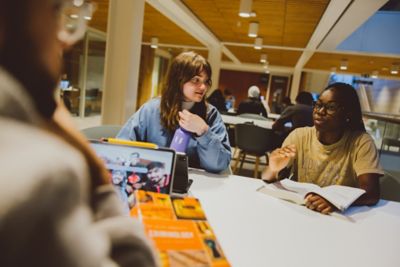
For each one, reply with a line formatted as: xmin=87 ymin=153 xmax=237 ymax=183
xmin=280 ymin=179 xmax=320 ymax=198
xmin=257 ymin=182 xmax=305 ymax=205
xmin=310 ymin=185 xmax=365 ymax=211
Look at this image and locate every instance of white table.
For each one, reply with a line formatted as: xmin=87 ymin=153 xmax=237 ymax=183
xmin=189 ymin=170 xmax=400 ymax=267
xmin=221 ymin=114 xmax=274 ymax=129
xmin=268 ymin=113 xmax=280 ymax=120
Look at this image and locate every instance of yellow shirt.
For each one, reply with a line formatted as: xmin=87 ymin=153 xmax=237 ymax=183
xmin=283 ymin=127 xmax=384 ymax=187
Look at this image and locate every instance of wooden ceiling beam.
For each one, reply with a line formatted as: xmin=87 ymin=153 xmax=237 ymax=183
xmin=294 ymin=0 xmax=352 ymax=71
xmin=318 ymin=0 xmax=389 ymax=51
xmin=146 ymin=0 xmax=238 ymax=63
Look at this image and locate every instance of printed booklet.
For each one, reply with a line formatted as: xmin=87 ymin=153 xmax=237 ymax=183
xmin=130 ymin=190 xmax=230 ymax=267
xmin=257 ymin=179 xmax=366 ymax=212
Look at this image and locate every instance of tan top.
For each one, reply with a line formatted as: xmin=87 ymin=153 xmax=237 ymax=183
xmin=283 ymin=127 xmax=384 ymax=187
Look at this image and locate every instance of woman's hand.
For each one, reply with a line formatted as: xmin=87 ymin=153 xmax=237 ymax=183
xmin=262 ymin=145 xmax=296 ymax=181
xmin=305 ymin=193 xmax=335 ymax=214
xmin=178 ymin=110 xmax=209 ymax=136
xmin=268 ymin=145 xmax=296 ymax=173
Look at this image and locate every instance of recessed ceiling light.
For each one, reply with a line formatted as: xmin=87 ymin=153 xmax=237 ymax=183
xmin=248 ymin=22 xmax=259 ymax=38
xmin=340 ymin=59 xmax=348 ymax=70
xmin=371 ymin=70 xmax=379 ymax=79
xmin=260 ymin=54 xmax=267 ymax=63
xmin=239 ymin=0 xmax=253 ymax=18
xmin=150 ymin=37 xmax=158 ymax=49
xmin=254 ymin=37 xmax=262 ymax=50
xmin=390 ymin=64 xmax=399 ymax=75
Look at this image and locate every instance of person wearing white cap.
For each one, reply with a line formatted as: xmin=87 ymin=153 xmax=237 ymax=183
xmin=237 ymin=85 xmax=268 ymax=117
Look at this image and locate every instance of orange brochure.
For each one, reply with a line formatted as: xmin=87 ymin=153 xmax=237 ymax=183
xmin=131 ymin=190 xmax=230 ymax=267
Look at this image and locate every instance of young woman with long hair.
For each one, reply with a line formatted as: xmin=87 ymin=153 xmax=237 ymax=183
xmin=118 ymin=51 xmax=231 ymax=173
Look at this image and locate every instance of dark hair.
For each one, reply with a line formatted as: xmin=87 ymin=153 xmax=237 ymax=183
xmin=147 ymin=162 xmax=165 ymax=171
xmin=130 ymin=152 xmax=140 ymax=158
xmin=160 ymin=51 xmax=211 ymax=132
xmin=0 ymin=0 xmax=57 ymax=118
xmin=207 ymin=89 xmax=227 ymax=112
xmin=324 ymin=82 xmax=365 ymax=132
xmin=296 ymin=92 xmax=313 ymax=106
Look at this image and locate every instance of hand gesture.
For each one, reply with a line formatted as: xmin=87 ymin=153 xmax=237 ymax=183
xmin=268 ymin=144 xmax=296 ymax=173
xmin=305 ymin=193 xmax=335 ymax=214
xmin=178 ymin=110 xmax=209 ymax=136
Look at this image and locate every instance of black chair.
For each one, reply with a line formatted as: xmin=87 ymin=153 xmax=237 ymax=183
xmin=233 ymin=123 xmax=279 ymax=178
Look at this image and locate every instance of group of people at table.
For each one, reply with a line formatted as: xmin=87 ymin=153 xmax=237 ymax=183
xmin=0 ymin=1 xmax=383 ymax=266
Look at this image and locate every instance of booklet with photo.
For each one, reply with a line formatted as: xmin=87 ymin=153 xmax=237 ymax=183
xmin=130 ymin=190 xmax=230 ymax=267
xmin=257 ymin=179 xmax=366 ymax=212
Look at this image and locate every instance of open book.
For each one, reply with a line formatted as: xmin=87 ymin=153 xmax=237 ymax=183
xmin=257 ymin=179 xmax=366 ymax=212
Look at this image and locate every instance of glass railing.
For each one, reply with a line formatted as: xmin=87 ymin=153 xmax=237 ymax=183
xmin=363 ymin=112 xmax=400 ymax=202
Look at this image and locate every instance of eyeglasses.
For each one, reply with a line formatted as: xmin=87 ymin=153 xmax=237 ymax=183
xmin=313 ymin=101 xmax=342 ymax=115
xmin=57 ymin=0 xmax=96 ymax=45
xmin=189 ymin=76 xmax=212 ymax=88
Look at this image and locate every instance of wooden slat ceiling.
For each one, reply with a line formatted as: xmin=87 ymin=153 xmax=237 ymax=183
xmin=142 ymin=4 xmax=204 ymax=46
xmin=181 ymin=0 xmax=329 ymax=47
xmin=226 ymin=46 xmax=302 ymax=66
xmin=305 ymin=52 xmax=400 ymax=78
xmin=90 ymin=2 xmax=204 ymax=47
xmin=89 ymin=0 xmax=400 ymax=78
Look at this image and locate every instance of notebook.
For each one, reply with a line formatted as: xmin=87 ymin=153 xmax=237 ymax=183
xmin=90 ymin=140 xmax=176 ymax=195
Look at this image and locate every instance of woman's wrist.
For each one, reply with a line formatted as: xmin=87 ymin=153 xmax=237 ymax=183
xmin=196 ymin=125 xmax=209 ymax=136
xmin=261 ymin=167 xmax=279 ymax=182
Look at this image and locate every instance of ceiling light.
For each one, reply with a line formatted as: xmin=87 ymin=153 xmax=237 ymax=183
xmin=254 ymin=37 xmax=263 ymax=50
xmin=371 ymin=70 xmax=379 ymax=79
xmin=70 ymin=14 xmax=79 ymax=19
xmin=390 ymin=64 xmax=399 ymax=75
xmin=248 ymin=22 xmax=259 ymax=38
xmin=84 ymin=16 xmax=92 ymax=21
xmin=73 ymin=0 xmax=84 ymax=7
xmin=340 ymin=59 xmax=348 ymax=70
xmin=150 ymin=37 xmax=158 ymax=49
xmin=330 ymin=67 xmax=337 ymax=75
xmin=260 ymin=54 xmax=267 ymax=63
xmin=239 ymin=0 xmax=252 ymax=18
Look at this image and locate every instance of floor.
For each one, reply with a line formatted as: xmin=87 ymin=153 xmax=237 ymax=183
xmin=72 ymin=114 xmax=101 ymax=130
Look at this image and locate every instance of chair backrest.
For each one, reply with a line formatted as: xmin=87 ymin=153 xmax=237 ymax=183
xmin=234 ymin=123 xmax=278 ymax=155
xmin=238 ymin=113 xmax=268 ymax=121
xmin=81 ymin=125 xmax=122 ymax=139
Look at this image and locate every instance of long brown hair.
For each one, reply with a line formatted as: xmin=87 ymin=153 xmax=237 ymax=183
xmin=160 ymin=51 xmax=212 ymax=133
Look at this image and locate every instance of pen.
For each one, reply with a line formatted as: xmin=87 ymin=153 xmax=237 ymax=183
xmin=102 ymin=138 xmax=158 ymax=149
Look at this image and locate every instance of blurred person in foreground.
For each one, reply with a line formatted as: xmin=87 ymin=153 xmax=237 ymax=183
xmin=262 ymin=83 xmax=384 ymax=214
xmin=237 ymin=85 xmax=268 ymax=118
xmin=0 ymin=0 xmax=157 ymax=266
xmin=272 ymin=91 xmax=314 ymax=134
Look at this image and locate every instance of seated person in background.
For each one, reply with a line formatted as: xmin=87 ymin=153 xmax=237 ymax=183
xmin=117 ymin=51 xmax=231 ymax=173
xmin=224 ymin=88 xmax=236 ymax=111
xmin=0 ymin=0 xmax=156 ymax=266
xmin=279 ymin=96 xmax=293 ymax=113
xmin=207 ymin=88 xmax=227 ymax=113
xmin=262 ymin=83 xmax=384 ymax=214
xmin=142 ymin=162 xmax=170 ymax=194
xmin=272 ymin=91 xmax=314 ymax=134
xmin=237 ymin=85 xmax=268 ymax=118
